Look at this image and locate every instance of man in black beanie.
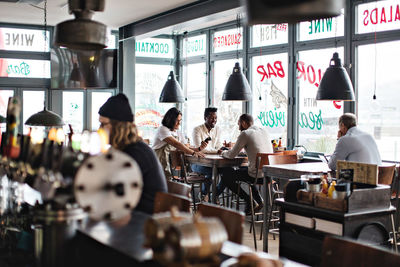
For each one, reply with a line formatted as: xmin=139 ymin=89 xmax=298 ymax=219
xmin=99 ymin=93 xmax=167 ymax=214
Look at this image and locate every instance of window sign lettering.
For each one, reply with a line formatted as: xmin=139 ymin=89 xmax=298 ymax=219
xmin=135 ymin=38 xmax=174 ymax=58
xmin=252 ymin=53 xmax=288 ymax=142
xmin=0 ymin=27 xmax=50 ymax=52
xmin=0 ymin=58 xmax=50 ymax=78
xmin=213 ymin=28 xmax=243 ymax=53
xmin=182 ymin=34 xmax=206 ymax=57
xmin=298 ymin=9 xmax=344 ymax=41
xmin=297 ymin=48 xmax=344 ymax=154
xmin=357 ymin=0 xmax=400 ymax=34
xmin=251 ymin=24 xmax=288 ymax=47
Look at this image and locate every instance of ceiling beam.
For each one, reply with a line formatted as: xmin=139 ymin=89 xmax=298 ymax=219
xmin=119 ymin=0 xmax=242 ymax=41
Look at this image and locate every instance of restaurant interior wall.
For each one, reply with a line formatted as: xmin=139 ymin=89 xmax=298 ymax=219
xmin=130 ymin=0 xmax=400 ymax=161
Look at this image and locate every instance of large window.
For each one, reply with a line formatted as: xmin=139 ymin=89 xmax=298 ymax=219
xmin=297 ymin=47 xmax=344 ymax=154
xmin=182 ymin=63 xmax=206 ymax=140
xmin=213 ymin=58 xmax=243 ymax=142
xmin=134 ymin=64 xmax=174 ymax=140
xmin=252 ymin=53 xmax=288 ymax=142
xmin=357 ymin=40 xmax=400 ymax=161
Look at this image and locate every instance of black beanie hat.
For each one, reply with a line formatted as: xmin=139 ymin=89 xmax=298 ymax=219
xmin=98 ymin=93 xmax=133 ymax=122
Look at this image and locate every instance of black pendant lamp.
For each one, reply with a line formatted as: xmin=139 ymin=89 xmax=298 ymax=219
xmin=222 ymin=62 xmax=251 ymax=101
xmin=25 ymin=108 xmax=65 ymax=127
xmin=54 ymin=0 xmax=107 ymax=50
xmin=244 ymin=0 xmax=344 ymax=25
xmin=316 ymin=53 xmax=355 ymax=101
xmin=159 ymin=71 xmax=185 ymax=103
xmin=70 ymin=62 xmax=82 ymax=82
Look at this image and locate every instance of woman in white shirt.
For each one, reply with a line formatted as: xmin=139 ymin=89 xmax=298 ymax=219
xmin=153 ymin=107 xmax=204 ymax=179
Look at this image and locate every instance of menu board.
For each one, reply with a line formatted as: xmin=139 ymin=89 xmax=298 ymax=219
xmin=336 ymin=160 xmax=378 ymax=185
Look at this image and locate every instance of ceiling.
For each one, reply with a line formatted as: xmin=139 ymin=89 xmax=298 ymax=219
xmin=0 ymin=0 xmax=200 ymax=30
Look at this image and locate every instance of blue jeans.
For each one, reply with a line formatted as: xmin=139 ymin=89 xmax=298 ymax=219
xmin=191 ymin=164 xmax=225 ymax=196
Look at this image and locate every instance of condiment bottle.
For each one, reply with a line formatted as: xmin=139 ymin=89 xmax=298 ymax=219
xmin=328 ymin=181 xmax=336 ymax=198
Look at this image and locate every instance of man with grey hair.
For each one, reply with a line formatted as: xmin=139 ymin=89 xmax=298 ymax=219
xmin=328 ymin=113 xmax=381 ymax=170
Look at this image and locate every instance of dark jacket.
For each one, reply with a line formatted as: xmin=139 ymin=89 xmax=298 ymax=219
xmin=123 ymin=141 xmax=167 ymax=214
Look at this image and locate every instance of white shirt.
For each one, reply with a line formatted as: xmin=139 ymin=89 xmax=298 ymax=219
xmin=152 ymin=125 xmax=185 ymax=150
xmin=192 ymin=124 xmax=222 ymax=154
xmin=328 ymin=126 xmax=382 ymax=170
xmin=222 ymin=125 xmax=273 ymax=178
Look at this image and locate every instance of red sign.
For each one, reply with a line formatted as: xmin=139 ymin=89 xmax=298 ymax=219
xmin=362 ymin=4 xmax=400 ymax=26
xmin=213 ymin=33 xmax=241 ymax=49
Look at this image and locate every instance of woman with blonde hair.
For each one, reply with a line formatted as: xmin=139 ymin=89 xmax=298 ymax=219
xmin=99 ymin=93 xmax=166 ymax=214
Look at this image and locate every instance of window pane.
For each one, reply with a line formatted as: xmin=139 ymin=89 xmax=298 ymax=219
xmin=23 ymin=90 xmax=45 ymax=134
xmin=251 ymin=24 xmax=288 ymax=47
xmin=183 ymin=34 xmax=206 ymax=57
xmin=0 ymin=28 xmax=50 ymax=52
xmin=298 ymin=10 xmax=344 ymax=41
xmin=297 ymin=47 xmax=344 ymax=153
xmin=135 ymin=38 xmax=174 ymax=58
xmin=0 ymin=90 xmax=14 ymax=132
xmin=91 ymin=92 xmax=112 ymax=131
xmin=213 ymin=58 xmax=243 ymax=142
xmin=63 ymin=92 xmax=84 ymax=133
xmin=0 ymin=58 xmax=50 ymax=78
xmin=135 ymin=64 xmax=174 ymax=140
xmin=252 ymin=53 xmax=288 ymax=143
xmin=356 ymin=0 xmax=400 ymax=34
xmin=213 ymin=28 xmax=243 ymax=53
xmin=0 ymin=90 xmax=14 ymax=118
xmin=182 ymin=63 xmax=206 ymax=141
xmin=357 ymin=41 xmax=400 ymax=161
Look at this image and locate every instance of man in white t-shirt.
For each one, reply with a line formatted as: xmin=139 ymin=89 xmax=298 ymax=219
xmin=191 ymin=107 xmax=226 ymax=201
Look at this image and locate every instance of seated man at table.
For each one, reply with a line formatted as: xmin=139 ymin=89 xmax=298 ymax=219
xmin=220 ymin=114 xmax=273 ymax=215
xmin=191 ymin=107 xmax=226 ymax=202
xmin=328 ymin=113 xmax=382 ymax=170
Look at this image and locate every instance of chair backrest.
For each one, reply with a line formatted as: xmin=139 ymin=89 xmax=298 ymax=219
xmin=169 ymin=150 xmax=185 ymax=180
xmin=378 ymin=165 xmax=396 ymax=185
xmin=197 ymin=203 xmax=244 ymax=244
xmin=281 ymin=150 xmax=297 ymax=155
xmin=167 ymin=180 xmax=191 ymax=198
xmin=321 ymin=236 xmax=400 ymax=267
xmin=153 ymin=192 xmax=191 ymax=213
xmin=267 ymin=154 xmax=298 ymax=165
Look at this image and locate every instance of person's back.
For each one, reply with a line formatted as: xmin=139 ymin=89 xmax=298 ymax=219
xmin=328 ymin=126 xmax=381 ymax=170
xmin=123 ymin=141 xmax=167 ymax=214
xmin=339 ymin=127 xmax=381 ymax=164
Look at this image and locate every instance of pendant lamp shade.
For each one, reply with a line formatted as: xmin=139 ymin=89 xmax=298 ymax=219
xmin=159 ymin=71 xmax=185 ymax=103
xmin=316 ymin=53 xmax=355 ymax=101
xmin=70 ymin=63 xmax=82 ymax=82
xmin=25 ymin=108 xmax=65 ymax=127
xmin=54 ymin=0 xmax=107 ymax=50
xmin=222 ymin=62 xmax=251 ymax=101
xmin=244 ymin=0 xmax=344 ymax=25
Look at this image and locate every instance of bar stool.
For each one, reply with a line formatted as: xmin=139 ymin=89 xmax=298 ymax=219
xmin=265 ymin=154 xmax=298 ymax=241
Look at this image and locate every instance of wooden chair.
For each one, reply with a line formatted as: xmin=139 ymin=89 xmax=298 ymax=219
xmin=378 ymin=165 xmax=396 ymax=186
xmin=197 ymin=203 xmax=245 ymax=244
xmin=281 ymin=150 xmax=297 ymax=155
xmin=153 ymin=192 xmax=191 ymax=213
xmin=321 ymin=236 xmax=400 ymax=267
xmin=169 ymin=150 xmax=207 ymax=211
xmin=167 ymin=180 xmax=191 ymax=198
xmin=267 ymin=154 xmax=298 ymax=165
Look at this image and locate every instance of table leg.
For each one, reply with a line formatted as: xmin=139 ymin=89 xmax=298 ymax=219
xmin=263 ymin=176 xmax=269 ymax=252
xmin=212 ymin=164 xmax=218 ymax=204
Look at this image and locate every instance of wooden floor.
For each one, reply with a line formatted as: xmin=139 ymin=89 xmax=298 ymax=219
xmin=241 ymin=220 xmax=279 ymax=255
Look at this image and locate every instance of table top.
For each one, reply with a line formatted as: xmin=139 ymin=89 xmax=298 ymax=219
xmin=186 ymin=154 xmax=247 ymax=168
xmin=263 ymin=162 xmax=331 ymax=179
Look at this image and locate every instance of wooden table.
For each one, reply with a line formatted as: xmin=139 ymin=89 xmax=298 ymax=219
xmin=186 ymin=154 xmax=247 ymax=203
xmin=262 ymin=162 xmax=331 ymax=252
